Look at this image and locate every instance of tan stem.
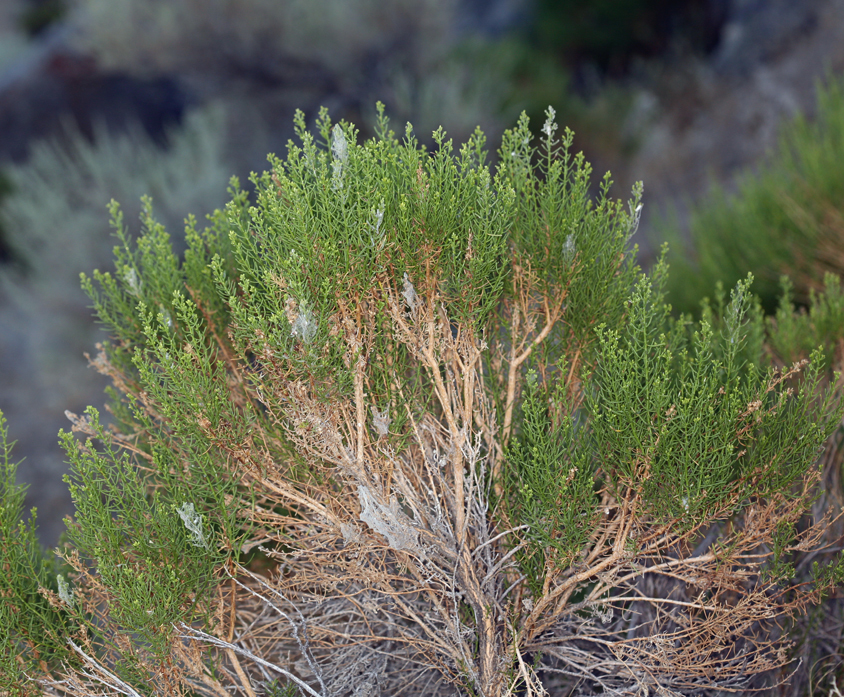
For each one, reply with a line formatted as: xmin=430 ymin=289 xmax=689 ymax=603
xmin=354 ymin=352 xmax=367 ymax=471
xmin=501 ymin=291 xmax=566 ymax=447
xmin=422 ymin=315 xmax=467 ymax=545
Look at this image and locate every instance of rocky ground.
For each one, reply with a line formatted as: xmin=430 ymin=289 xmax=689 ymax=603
xmin=1 ymin=0 xmax=842 ymax=548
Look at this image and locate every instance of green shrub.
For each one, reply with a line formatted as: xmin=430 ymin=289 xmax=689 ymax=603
xmin=0 ymin=412 xmax=73 ymax=697
xmin=662 ymin=73 xmax=844 ymax=317
xmin=768 ymin=273 xmax=844 ymax=369
xmin=2 ymin=105 xmax=844 ymax=696
xmin=0 ymin=107 xmax=232 ymax=489
xmin=1 ymin=106 xmax=230 ymax=280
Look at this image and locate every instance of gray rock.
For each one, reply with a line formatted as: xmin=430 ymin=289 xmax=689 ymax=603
xmin=712 ymin=0 xmax=821 ymax=77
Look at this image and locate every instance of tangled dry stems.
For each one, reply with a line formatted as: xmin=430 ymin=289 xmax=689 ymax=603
xmin=31 ymin=268 xmax=844 ymax=697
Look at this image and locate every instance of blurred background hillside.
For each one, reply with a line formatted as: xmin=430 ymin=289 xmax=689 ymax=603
xmin=1 ymin=0 xmax=843 ymax=548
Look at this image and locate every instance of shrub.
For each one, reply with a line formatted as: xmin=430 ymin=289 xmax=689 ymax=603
xmin=66 ymin=0 xmax=509 ymax=144
xmin=768 ymin=273 xmax=844 ymax=370
xmin=69 ymin=0 xmax=455 ymax=77
xmin=661 ymin=73 xmax=844 ymax=317
xmin=0 ymin=106 xmax=232 ymax=544
xmin=64 ymin=0 xmax=620 ymax=154
xmin=2 ymin=105 xmax=844 ymax=696
xmin=1 ymin=105 xmax=230 ymax=281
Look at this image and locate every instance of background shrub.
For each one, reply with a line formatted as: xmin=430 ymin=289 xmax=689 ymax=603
xmin=661 ymin=73 xmax=844 ymax=317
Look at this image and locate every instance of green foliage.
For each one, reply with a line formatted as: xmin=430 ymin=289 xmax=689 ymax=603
xmin=51 ymin=104 xmax=648 ymax=692
xmin=812 ymin=553 xmax=844 ymax=598
xmin=0 ymin=411 xmax=73 ymax=695
xmin=662 ymin=73 xmax=844 ymax=316
xmin=763 ymin=519 xmax=797 ymax=584
xmin=503 ymin=370 xmax=596 ymax=595
xmin=0 ymin=107 xmax=234 ymax=507
xmin=769 ymin=273 xmax=844 ymax=368
xmin=696 ymin=277 xmax=766 ymax=372
xmin=249 ymin=105 xmax=512 ymax=328
xmin=498 ymin=109 xmax=641 ymax=331
xmin=60 ymin=407 xmax=225 ymax=658
xmin=592 ymin=272 xmax=835 ymax=514
xmin=265 ymin=679 xmax=302 ymax=697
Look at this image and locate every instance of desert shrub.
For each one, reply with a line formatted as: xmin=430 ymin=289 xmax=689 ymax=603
xmin=768 ymin=273 xmax=844 ymax=370
xmin=68 ymin=0 xmax=456 ymax=77
xmin=0 ymin=412 xmax=72 ymax=696
xmin=2 ymin=105 xmax=844 ymax=696
xmin=1 ymin=105 xmax=230 ymax=279
xmin=0 ymin=104 xmax=231 ymax=438
xmin=662 ymin=73 xmax=844 ymax=317
xmin=64 ymin=0 xmax=605 ymax=152
xmin=66 ymin=0 xmax=498 ymax=141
